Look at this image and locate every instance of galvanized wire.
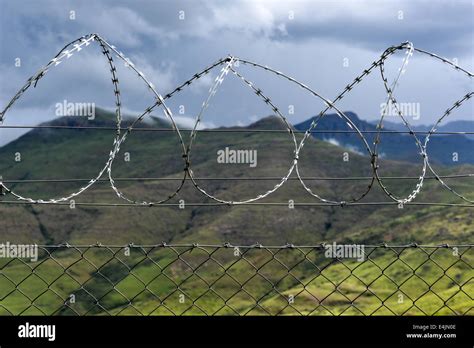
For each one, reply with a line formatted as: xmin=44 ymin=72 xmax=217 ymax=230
xmin=1 ymin=125 xmax=472 ymax=135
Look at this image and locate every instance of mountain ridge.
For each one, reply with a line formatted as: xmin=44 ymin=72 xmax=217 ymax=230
xmin=0 ymin=108 xmax=472 ymax=246
xmin=294 ymin=112 xmax=474 ymax=165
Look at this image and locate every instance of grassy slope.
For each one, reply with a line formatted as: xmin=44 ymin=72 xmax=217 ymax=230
xmin=0 ymin=110 xmax=472 ymax=315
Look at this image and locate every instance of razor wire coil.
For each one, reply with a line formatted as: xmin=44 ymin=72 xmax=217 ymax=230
xmin=0 ymin=34 xmax=472 ymax=206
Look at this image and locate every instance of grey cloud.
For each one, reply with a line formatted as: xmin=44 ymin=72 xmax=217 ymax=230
xmin=0 ymin=0 xmax=471 ymax=145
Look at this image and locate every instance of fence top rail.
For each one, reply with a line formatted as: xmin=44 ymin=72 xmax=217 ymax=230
xmin=22 ymin=242 xmax=473 ymax=249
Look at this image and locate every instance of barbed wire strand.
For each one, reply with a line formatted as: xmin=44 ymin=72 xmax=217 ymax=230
xmin=1 ymin=124 xmax=473 ymax=135
xmin=2 ymin=173 xmax=472 ymax=184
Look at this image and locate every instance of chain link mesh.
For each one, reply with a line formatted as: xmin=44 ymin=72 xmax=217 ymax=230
xmin=0 ymin=243 xmax=471 ymax=316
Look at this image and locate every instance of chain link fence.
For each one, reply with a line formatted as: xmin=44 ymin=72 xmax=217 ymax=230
xmin=0 ymin=243 xmax=472 ymax=316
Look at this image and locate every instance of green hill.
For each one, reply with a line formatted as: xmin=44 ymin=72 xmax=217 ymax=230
xmin=0 ymin=108 xmax=472 ymax=245
xmin=0 ymin=108 xmax=472 ymax=315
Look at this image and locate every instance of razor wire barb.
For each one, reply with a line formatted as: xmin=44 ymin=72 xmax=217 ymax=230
xmin=0 ymin=243 xmax=471 ymax=316
xmin=0 ymin=34 xmax=473 ymax=205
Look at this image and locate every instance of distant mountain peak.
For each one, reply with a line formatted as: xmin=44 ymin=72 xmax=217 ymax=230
xmin=294 ymin=111 xmax=474 ymax=165
xmin=247 ymin=115 xmax=294 ymax=130
xmin=306 ymin=111 xmax=360 ymax=122
xmin=39 ymin=107 xmax=172 ymax=129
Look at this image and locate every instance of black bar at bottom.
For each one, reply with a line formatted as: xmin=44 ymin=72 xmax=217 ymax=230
xmin=0 ymin=316 xmax=471 ymax=346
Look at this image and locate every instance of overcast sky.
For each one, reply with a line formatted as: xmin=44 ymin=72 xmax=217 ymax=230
xmin=0 ymin=0 xmax=472 ymax=145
